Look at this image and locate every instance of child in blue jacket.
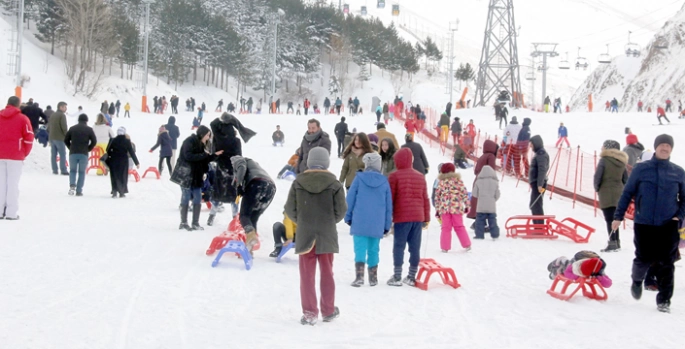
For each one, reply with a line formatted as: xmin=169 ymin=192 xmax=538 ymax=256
xmin=345 ymin=152 xmax=393 ymax=287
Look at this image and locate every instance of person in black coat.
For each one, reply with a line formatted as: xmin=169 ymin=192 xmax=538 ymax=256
xmin=401 ymin=133 xmax=429 ymax=175
xmin=150 ymin=125 xmax=174 ymax=177
xmin=209 ymin=113 xmax=256 ymax=205
xmin=528 ymin=135 xmax=549 ymax=223
xmin=165 ymin=116 xmax=180 ymax=169
xmin=21 ymin=102 xmax=48 ymax=133
xmin=64 ymin=113 xmax=97 ymax=196
xmin=334 ymin=117 xmax=348 ymax=158
xmin=172 ymin=126 xmax=224 ymax=230
xmin=445 ymin=102 xmax=452 ymax=117
xmin=107 ymin=127 xmax=139 ymax=198
xmin=108 ymin=103 xmax=116 ymax=117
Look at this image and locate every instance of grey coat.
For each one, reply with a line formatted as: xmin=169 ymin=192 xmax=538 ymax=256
xmin=473 ymin=165 xmax=500 ymax=213
xmin=594 ymin=149 xmax=629 ymax=209
xmin=622 ymin=143 xmax=644 ymax=169
xmin=285 ymin=170 xmax=347 ymax=255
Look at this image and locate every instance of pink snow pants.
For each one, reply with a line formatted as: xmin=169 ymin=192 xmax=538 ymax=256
xmin=440 ymin=213 xmax=471 ymax=250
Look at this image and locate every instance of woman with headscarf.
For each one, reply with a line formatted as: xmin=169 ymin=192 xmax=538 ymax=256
xmin=106 ymin=127 xmax=139 ymax=198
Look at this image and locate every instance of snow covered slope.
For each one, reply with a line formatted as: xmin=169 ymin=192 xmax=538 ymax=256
xmin=569 ymin=2 xmax=685 ymax=111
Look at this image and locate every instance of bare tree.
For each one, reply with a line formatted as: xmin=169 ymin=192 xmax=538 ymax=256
xmin=57 ymin=0 xmax=116 ymax=97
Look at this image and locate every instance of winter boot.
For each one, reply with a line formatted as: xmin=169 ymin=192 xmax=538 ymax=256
xmin=269 ymin=245 xmax=283 ymax=258
xmin=387 ymin=275 xmax=403 ymax=286
xmin=600 ymin=240 xmax=620 ymax=252
xmin=300 ymin=314 xmax=317 ymax=326
xmin=191 ymin=204 xmax=203 ymax=230
xmin=631 ymin=281 xmax=643 ymax=300
xmin=351 ymin=262 xmax=365 ymax=287
xmin=68 ymin=185 xmax=76 ymax=196
xmin=657 ymin=301 xmax=671 ymax=313
xmin=322 ymin=307 xmax=340 ymax=322
xmin=207 ymin=214 xmax=215 ymax=226
xmin=179 ymin=205 xmax=192 ymax=231
xmin=402 ymin=276 xmax=417 ymax=287
xmin=368 ymin=266 xmax=378 ymax=286
xmin=245 ymin=226 xmax=259 ymax=252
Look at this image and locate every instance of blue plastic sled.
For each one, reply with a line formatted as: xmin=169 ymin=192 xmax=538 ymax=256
xmin=211 ymin=241 xmax=253 ymax=270
xmin=276 ymin=242 xmax=295 ymax=263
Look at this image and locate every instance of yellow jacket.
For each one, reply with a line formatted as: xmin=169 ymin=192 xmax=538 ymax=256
xmin=284 ymin=214 xmax=297 ymax=240
xmin=124 ymin=103 xmax=130 ymax=111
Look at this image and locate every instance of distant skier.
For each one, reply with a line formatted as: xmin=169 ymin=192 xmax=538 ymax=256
xmin=556 ymin=122 xmax=570 ymax=148
xmin=610 ymin=98 xmax=619 ymax=113
xmin=637 ymin=100 xmax=643 ymax=112
xmin=657 ymin=106 xmax=671 ymax=125
xmin=665 ymin=98 xmax=672 ymax=112
xmin=544 ymin=96 xmax=551 ymax=113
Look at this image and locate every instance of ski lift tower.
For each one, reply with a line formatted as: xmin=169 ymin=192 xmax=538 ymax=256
xmin=138 ymin=0 xmax=154 ymax=113
xmin=530 ymin=42 xmax=558 ymax=108
xmin=6 ymin=0 xmax=25 ymax=99
xmin=475 ymin=0 xmax=522 ymax=107
xmin=446 ymin=19 xmax=459 ymax=103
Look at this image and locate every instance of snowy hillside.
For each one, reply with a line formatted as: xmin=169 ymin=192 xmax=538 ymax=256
xmin=569 ymin=2 xmax=685 ymax=111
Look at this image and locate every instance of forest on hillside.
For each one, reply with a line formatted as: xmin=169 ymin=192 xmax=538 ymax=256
xmin=5 ymin=0 xmax=445 ymax=99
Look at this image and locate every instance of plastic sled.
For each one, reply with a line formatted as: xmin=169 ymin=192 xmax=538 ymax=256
xmin=128 ymin=169 xmax=140 ymax=182
xmin=206 ymin=231 xmax=245 ymax=256
xmin=505 ymin=215 xmax=557 ymax=239
xmin=547 ymin=218 xmax=595 ymax=243
xmin=227 ymin=215 xmax=260 ymax=251
xmin=276 ymin=242 xmax=295 ymax=263
xmin=211 ymin=241 xmax=253 ymax=270
xmin=142 ymin=166 xmax=161 ymax=179
xmin=414 ymin=258 xmax=461 ymax=291
xmin=547 ymin=275 xmax=607 ymax=301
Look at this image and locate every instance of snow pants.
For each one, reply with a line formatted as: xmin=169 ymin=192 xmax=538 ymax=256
xmin=440 ymin=213 xmax=471 ymax=250
xmin=299 ymin=249 xmax=336 ymax=319
xmin=239 ymin=179 xmax=276 ymax=233
xmin=658 ymin=114 xmax=670 ymax=124
xmin=272 ymin=222 xmax=287 ymax=247
xmin=353 ymin=236 xmax=381 ymax=267
xmin=441 ymin=126 xmax=449 ymax=143
xmin=513 ymin=141 xmax=529 ymax=177
xmin=601 ymin=207 xmax=619 ymax=242
xmin=632 ymin=221 xmax=680 ymax=304
xmin=392 ymin=222 xmax=422 ymax=279
xmin=530 ymin=182 xmax=545 ymax=224
xmin=0 ymin=160 xmax=23 ymax=219
xmin=555 ymin=137 xmax=570 ymax=147
xmin=475 ymin=213 xmax=500 ymax=239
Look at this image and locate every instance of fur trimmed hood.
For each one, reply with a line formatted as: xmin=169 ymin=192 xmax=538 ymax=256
xmin=600 ymin=148 xmax=629 ymax=164
xmin=438 ymin=172 xmax=462 ymax=181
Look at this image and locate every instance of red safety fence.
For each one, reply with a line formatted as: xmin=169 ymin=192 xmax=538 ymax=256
xmin=392 ymin=107 xmax=608 ymax=218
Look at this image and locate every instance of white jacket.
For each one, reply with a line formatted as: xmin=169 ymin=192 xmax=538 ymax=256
xmin=93 ymin=124 xmax=114 ymax=145
xmin=504 ymin=123 xmax=522 ymax=145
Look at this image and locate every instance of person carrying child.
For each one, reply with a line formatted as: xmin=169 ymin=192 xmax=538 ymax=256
xmin=434 ymin=163 xmax=471 ymax=252
xmin=472 ymin=165 xmax=500 ymax=240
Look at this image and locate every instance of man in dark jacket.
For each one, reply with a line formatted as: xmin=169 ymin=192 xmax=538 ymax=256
xmin=334 ymin=117 xmax=348 ymax=158
xmin=285 ymin=147 xmax=346 ymax=325
xmin=210 ymin=113 xmax=256 ymax=203
xmin=21 ymin=102 xmax=47 ymax=135
xmin=323 ymin=97 xmax=331 ymax=114
xmin=173 ymin=126 xmax=223 ymax=231
xmin=401 ymin=133 xmax=429 ymax=175
xmin=165 ymin=116 xmax=180 ymax=170
xmin=445 ymin=101 xmax=452 ymax=117
xmin=64 ymin=114 xmax=97 ymax=196
xmin=47 ymin=102 xmax=69 ymax=175
xmin=612 ymin=134 xmax=685 ymax=313
xmin=528 ymin=135 xmax=549 ymax=224
xmin=451 ymin=117 xmax=462 ymax=145
xmin=272 ymin=125 xmax=284 ymax=146
xmin=387 ymin=147 xmax=430 ymax=286
xmin=230 ymin=155 xmax=276 ymax=253
xmin=297 ymin=119 xmax=332 ymax=173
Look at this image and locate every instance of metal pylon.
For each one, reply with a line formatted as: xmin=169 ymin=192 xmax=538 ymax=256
xmin=475 ymin=0 xmax=522 ymax=107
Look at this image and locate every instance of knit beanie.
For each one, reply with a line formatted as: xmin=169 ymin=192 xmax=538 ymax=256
xmin=117 ymin=126 xmax=126 ymax=136
xmin=440 ymin=162 xmax=456 ymax=174
xmin=626 ymin=134 xmax=638 ymax=145
xmin=362 ymin=152 xmax=382 ymax=172
xmin=654 ymin=134 xmax=674 ymax=149
xmin=307 ymin=147 xmax=330 ymax=170
xmin=602 ymin=140 xmax=620 ymax=150
xmin=572 ymin=258 xmax=605 ymax=277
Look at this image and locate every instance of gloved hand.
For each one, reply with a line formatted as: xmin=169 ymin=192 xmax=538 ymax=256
xmin=422 ymin=222 xmax=430 ymax=230
xmin=345 ymin=220 xmax=352 ymax=226
xmin=425 ymin=167 xmax=430 ymax=174
xmin=149 ymin=150 xmax=153 ymax=153
xmin=383 ymin=229 xmax=389 ymax=238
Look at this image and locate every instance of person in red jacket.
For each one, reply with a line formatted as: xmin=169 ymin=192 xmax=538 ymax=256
xmin=637 ymin=100 xmax=643 ymax=112
xmin=0 ymin=96 xmax=34 ymax=220
xmin=465 ymin=120 xmax=477 ymax=139
xmin=303 ymin=98 xmax=311 ymax=116
xmin=387 ymin=148 xmax=430 ymax=287
xmin=404 ymin=116 xmax=418 ymax=138
xmin=657 ymin=105 xmax=670 ymax=125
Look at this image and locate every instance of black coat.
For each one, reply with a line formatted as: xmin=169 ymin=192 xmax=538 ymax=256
xmin=150 ymin=132 xmax=173 ymax=158
xmin=210 ymin=117 xmax=255 ymax=202
xmin=334 ymin=122 xmax=348 ymax=139
xmin=64 ymin=121 xmax=97 ymax=155
xmin=107 ymin=135 xmax=139 ymax=194
xmin=529 ymin=136 xmax=549 ymax=186
xmin=21 ymin=105 xmax=47 ymax=132
xmin=173 ymin=135 xmax=212 ymax=189
xmin=165 ymin=116 xmax=180 ymax=150
xmin=401 ymin=141 xmax=429 ymax=174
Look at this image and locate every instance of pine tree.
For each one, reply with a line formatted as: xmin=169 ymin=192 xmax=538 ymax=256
xmin=455 ymin=63 xmax=475 ymax=89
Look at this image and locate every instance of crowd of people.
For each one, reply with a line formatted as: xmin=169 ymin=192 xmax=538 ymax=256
xmin=1 ymin=91 xmax=683 ymax=329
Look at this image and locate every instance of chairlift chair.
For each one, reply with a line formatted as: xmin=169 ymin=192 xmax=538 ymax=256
xmin=392 ymin=4 xmax=400 ymax=16
xmin=575 ymin=47 xmax=589 ymax=70
xmin=361 ymin=6 xmax=367 ymax=15
xmin=625 ymin=31 xmax=640 ymax=57
xmin=537 ymin=63 xmax=545 ymax=71
xmin=343 ymin=3 xmax=349 ymax=14
xmin=377 ymin=0 xmax=386 ymax=9
xmin=558 ymin=52 xmax=571 ymax=70
xmin=525 ymin=71 xmax=536 ymax=81
xmin=598 ymin=44 xmax=612 ymax=64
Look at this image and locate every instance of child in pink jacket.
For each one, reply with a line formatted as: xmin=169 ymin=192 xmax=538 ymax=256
xmin=547 ymin=250 xmax=613 ymax=288
xmin=434 ymin=163 xmax=471 ymax=252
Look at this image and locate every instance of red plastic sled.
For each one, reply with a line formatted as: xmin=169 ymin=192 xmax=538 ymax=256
xmin=547 ymin=275 xmax=607 ymax=301
xmin=414 ymin=258 xmax=461 ymax=291
xmin=505 ymin=215 xmax=557 ymax=239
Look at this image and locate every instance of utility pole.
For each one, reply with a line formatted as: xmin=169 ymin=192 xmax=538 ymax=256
xmin=475 ymin=0 xmax=522 ymax=107
xmin=530 ymin=43 xmax=559 ymax=110
xmin=271 ymin=10 xmax=284 ymax=102
xmin=15 ymin=0 xmax=25 ymax=99
xmin=141 ymin=0 xmax=153 ymax=113
xmin=447 ymin=19 xmax=459 ymax=103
